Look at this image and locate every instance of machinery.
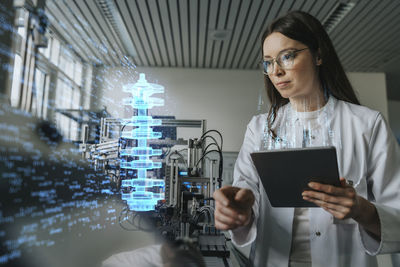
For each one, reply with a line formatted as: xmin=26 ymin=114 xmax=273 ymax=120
xmin=78 ymin=74 xmax=232 ymax=266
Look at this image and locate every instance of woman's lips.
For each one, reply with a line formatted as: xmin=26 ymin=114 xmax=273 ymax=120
xmin=275 ymin=81 xmax=291 ymax=88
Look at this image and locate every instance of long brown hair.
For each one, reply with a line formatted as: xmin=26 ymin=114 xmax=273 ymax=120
xmin=261 ymin=11 xmax=360 ymax=133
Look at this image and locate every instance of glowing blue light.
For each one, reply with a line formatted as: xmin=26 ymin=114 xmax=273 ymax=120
xmin=120 ymin=147 xmax=162 ymax=157
xmin=120 ymin=73 xmax=165 ymax=211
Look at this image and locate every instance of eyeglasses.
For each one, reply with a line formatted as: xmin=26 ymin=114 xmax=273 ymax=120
xmin=262 ymin=48 xmax=309 ymax=75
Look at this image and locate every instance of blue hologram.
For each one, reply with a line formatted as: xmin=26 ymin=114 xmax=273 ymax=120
xmin=120 ymin=73 xmax=165 ymax=211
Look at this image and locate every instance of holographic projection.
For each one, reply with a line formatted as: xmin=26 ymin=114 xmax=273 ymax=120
xmin=120 ymin=73 xmax=165 ymax=211
xmin=0 ymin=103 xmax=121 ymax=266
xmin=0 ymin=1 xmax=228 ymax=266
xmin=0 ymin=2 xmax=168 ymax=264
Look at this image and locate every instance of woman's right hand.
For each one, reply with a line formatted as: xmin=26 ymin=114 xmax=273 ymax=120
xmin=213 ymin=186 xmax=255 ymax=230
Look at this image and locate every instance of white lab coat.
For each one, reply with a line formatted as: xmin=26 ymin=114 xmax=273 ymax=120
xmin=102 ymin=244 xmax=163 ymax=267
xmin=230 ymin=97 xmax=400 ymax=267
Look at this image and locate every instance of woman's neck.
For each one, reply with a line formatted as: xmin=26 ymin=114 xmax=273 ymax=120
xmin=289 ymin=89 xmax=327 ymax=112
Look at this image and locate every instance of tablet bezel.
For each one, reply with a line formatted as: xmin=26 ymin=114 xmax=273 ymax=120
xmin=250 ymin=146 xmax=340 ymax=207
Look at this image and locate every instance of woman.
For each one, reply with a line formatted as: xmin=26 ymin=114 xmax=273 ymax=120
xmin=213 ymin=11 xmax=400 ymax=267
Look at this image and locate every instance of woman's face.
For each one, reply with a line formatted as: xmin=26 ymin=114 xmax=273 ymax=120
xmin=263 ymin=32 xmax=322 ymax=100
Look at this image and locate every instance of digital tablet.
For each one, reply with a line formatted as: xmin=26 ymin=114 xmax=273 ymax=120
xmin=250 ymin=146 xmax=340 ymax=207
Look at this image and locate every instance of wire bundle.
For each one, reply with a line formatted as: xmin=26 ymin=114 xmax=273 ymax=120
xmin=196 ymin=130 xmax=223 ymax=185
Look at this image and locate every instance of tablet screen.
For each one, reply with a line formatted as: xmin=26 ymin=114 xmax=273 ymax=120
xmin=251 ymin=146 xmax=340 ymax=207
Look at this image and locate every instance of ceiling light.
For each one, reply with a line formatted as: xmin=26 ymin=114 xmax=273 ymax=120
xmin=209 ymin=30 xmax=231 ymax=41
xmin=322 ymin=1 xmax=357 ymax=33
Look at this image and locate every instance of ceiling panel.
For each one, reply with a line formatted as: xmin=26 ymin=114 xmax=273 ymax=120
xmin=158 ymin=0 xmax=177 ymax=67
xmin=315 ymin=0 xmax=337 ymax=21
xmin=46 ymin=2 xmax=93 ymax=63
xmin=302 ymin=0 xmax=318 ymax=14
xmin=204 ymin=0 xmax=220 ymax=68
xmin=239 ymin=0 xmax=275 ymax=69
xmin=244 ymin=0 xmax=286 ymax=69
xmin=114 ymin=0 xmax=145 ymax=65
xmin=167 ymin=0 xmax=184 ymax=67
xmin=223 ymin=0 xmax=251 ymax=68
xmin=84 ymin=0 xmax=122 ymax=65
xmin=44 ymin=0 xmax=400 ymax=98
xmin=344 ymin=1 xmax=400 ymax=70
xmin=57 ymin=0 xmax=112 ymax=65
xmin=231 ymin=0 xmax=263 ymax=69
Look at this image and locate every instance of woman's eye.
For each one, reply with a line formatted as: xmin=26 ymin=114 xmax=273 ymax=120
xmin=264 ymin=60 xmax=273 ymax=68
xmin=282 ymin=52 xmax=295 ymax=61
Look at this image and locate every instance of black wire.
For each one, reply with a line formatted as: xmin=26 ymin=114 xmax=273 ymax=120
xmin=118 ymin=207 xmax=139 ymax=231
xmin=198 ymin=134 xmax=224 ymax=183
xmin=169 ymin=150 xmax=188 ymax=167
xmin=177 ymin=148 xmax=187 ymax=153
xmin=203 ymin=143 xmax=220 ymax=153
xmin=195 ymin=149 xmax=221 ymax=167
xmin=199 ymin=135 xmax=221 ymax=151
xmin=198 ymin=133 xmax=224 ymax=183
xmin=130 ymin=212 xmax=140 ymax=228
xmin=200 ymin=130 xmax=223 ymax=150
xmin=161 ymin=146 xmax=171 ymax=159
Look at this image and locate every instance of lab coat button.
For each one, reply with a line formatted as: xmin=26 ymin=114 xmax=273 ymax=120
xmin=316 ymin=231 xmax=321 ymax=236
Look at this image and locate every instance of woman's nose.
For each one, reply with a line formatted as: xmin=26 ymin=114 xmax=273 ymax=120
xmin=271 ymin=62 xmax=284 ymax=76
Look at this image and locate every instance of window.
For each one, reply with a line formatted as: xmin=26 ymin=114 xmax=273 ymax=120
xmin=74 ymin=61 xmax=83 ymax=86
xmin=11 ymin=16 xmax=91 ymax=141
xmin=38 ymin=36 xmax=51 ymax=59
xmin=32 ymin=68 xmax=46 ymax=118
xmin=50 ymin=38 xmax=60 ymax=65
xmin=10 ymin=54 xmax=22 ymax=107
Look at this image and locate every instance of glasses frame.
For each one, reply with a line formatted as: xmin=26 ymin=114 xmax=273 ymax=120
xmin=261 ymin=48 xmax=309 ymax=75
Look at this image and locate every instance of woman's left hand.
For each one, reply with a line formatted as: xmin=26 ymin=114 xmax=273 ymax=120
xmin=302 ymin=177 xmax=361 ymax=220
xmin=302 ymin=177 xmax=381 ymax=239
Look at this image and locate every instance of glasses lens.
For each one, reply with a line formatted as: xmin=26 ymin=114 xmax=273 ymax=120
xmin=279 ymin=51 xmax=295 ymax=68
xmin=263 ymin=60 xmax=273 ymax=74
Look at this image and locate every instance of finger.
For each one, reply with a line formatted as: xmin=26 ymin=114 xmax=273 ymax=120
xmin=215 ymin=220 xmax=234 ymax=230
xmin=323 ymin=206 xmax=350 ymax=220
xmin=216 ymin=203 xmax=251 ymax=225
xmin=302 ymin=191 xmax=353 ymax=207
xmin=339 ymin=177 xmax=356 ymax=188
xmin=308 ymin=182 xmax=347 ymax=196
xmin=215 ymin=210 xmax=240 ymax=227
xmin=216 ymin=203 xmax=240 ymax=218
xmin=303 ymin=195 xmax=350 ymax=213
xmin=304 ymin=185 xmax=356 ymax=201
xmin=234 ymin=188 xmax=254 ymax=206
xmin=339 ymin=177 xmax=347 ymax=187
xmin=213 ymin=189 xmax=230 ymax=206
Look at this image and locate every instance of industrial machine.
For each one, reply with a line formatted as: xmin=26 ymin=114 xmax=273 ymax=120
xmin=78 ymin=74 xmax=233 ymax=266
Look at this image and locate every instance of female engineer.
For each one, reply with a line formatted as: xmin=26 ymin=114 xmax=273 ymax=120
xmin=213 ymin=11 xmax=400 ymax=267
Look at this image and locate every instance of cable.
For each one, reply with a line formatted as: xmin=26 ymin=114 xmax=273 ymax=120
xmin=199 ymin=135 xmax=221 ymax=151
xmin=200 ymin=130 xmax=223 ymax=150
xmin=203 ymin=143 xmax=220 ymax=154
xmin=198 ymin=133 xmax=224 ymax=182
xmin=161 ymin=146 xmax=171 ymax=159
xmin=195 ymin=149 xmax=221 ymax=167
xmin=167 ymin=150 xmax=188 ymax=167
xmin=177 ymin=148 xmax=188 ymax=153
xmin=118 ymin=207 xmax=139 ymax=231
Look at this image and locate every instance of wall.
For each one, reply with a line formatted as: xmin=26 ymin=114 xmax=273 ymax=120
xmin=95 ymin=67 xmax=389 ymax=152
xmin=95 ymin=67 xmax=267 ymax=152
xmin=347 ymin=72 xmax=389 ymax=120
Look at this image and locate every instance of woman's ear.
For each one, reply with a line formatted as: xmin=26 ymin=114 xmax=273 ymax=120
xmin=316 ymin=49 xmax=322 ymax=66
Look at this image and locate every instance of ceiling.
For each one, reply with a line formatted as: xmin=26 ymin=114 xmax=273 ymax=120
xmin=45 ymin=0 xmax=400 ymax=99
